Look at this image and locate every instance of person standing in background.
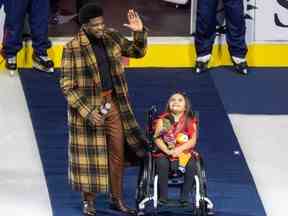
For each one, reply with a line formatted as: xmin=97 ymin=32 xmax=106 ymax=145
xmin=194 ymin=0 xmax=248 ymax=75
xmin=3 ymin=0 xmax=54 ymax=73
xmin=0 ymin=0 xmax=4 ymax=43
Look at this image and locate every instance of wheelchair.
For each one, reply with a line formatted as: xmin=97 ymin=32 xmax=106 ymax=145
xmin=136 ymin=106 xmax=214 ymax=216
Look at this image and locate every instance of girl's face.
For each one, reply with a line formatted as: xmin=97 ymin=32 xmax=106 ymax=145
xmin=168 ymin=93 xmax=186 ymax=114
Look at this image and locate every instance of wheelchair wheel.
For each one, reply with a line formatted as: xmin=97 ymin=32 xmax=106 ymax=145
xmin=196 ymin=157 xmax=208 ymax=197
xmin=136 ymin=152 xmax=158 ymax=212
xmin=194 ymin=156 xmax=214 ymax=216
xmin=195 ymin=199 xmax=208 ymax=216
xmin=143 ymin=152 xmax=156 ymax=197
xmin=136 ymin=153 xmax=152 ymax=201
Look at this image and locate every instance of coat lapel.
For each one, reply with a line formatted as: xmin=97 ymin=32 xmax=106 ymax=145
xmin=78 ymin=29 xmax=101 ymax=85
xmin=103 ymin=32 xmax=123 ymax=76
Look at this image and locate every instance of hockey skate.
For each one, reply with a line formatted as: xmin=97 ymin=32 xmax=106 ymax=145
xmin=232 ymin=57 xmax=248 ymax=75
xmin=194 ymin=55 xmax=211 ymax=74
xmin=6 ymin=56 xmax=17 ymax=76
xmin=32 ymin=54 xmax=54 ymax=73
xmin=194 ymin=60 xmax=209 ymax=74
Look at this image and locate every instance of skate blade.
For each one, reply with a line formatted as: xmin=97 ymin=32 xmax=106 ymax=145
xmin=236 ymin=68 xmax=248 ymax=75
xmin=33 ymin=62 xmax=54 ymax=73
xmin=8 ymin=69 xmax=17 ymax=77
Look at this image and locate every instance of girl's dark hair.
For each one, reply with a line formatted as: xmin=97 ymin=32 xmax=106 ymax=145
xmin=165 ymin=91 xmax=194 ymax=118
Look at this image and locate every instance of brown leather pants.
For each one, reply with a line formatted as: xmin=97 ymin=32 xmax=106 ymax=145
xmin=82 ymin=96 xmax=124 ymax=201
xmin=104 ymin=97 xmax=125 ymax=201
xmin=83 ymin=94 xmax=135 ymax=214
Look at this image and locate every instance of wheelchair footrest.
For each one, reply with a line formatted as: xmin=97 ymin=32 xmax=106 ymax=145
xmin=158 ymin=198 xmax=192 ymax=208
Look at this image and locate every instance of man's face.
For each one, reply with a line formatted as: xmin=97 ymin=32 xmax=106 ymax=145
xmin=85 ymin=16 xmax=105 ymax=38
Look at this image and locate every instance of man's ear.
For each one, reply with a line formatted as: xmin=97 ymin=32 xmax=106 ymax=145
xmin=83 ymin=23 xmax=90 ymax=31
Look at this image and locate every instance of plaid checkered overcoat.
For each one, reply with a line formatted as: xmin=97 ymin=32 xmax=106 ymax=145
xmin=60 ymin=27 xmax=148 ymax=193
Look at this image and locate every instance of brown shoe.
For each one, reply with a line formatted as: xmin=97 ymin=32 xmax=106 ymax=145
xmin=110 ymin=198 xmax=136 ymax=215
xmin=82 ymin=200 xmax=96 ymax=216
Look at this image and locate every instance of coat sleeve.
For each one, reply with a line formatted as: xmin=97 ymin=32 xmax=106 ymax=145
xmin=60 ymin=45 xmax=95 ymax=120
xmin=108 ymin=28 xmax=148 ymax=58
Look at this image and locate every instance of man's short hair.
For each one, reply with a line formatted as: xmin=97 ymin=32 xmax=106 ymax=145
xmin=79 ymin=3 xmax=103 ymax=25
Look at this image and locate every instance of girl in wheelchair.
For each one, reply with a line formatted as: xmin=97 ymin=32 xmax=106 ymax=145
xmin=153 ymin=92 xmax=198 ymax=206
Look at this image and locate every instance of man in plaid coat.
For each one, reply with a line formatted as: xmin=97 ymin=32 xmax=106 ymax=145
xmin=60 ymin=3 xmax=147 ymax=215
